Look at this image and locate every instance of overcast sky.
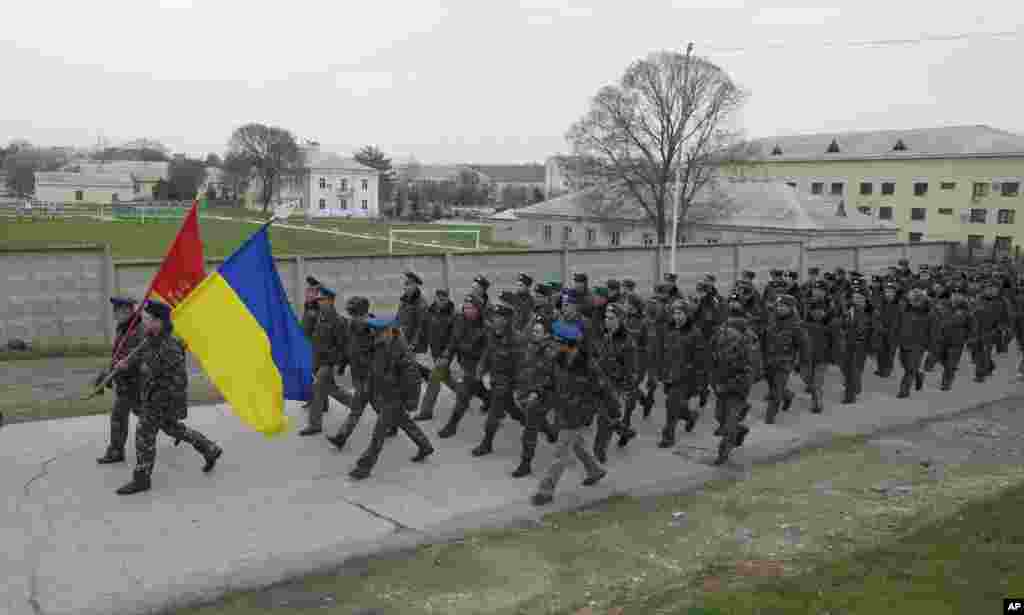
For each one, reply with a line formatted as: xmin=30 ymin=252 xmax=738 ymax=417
xmin=2 ymin=0 xmax=1021 ymax=163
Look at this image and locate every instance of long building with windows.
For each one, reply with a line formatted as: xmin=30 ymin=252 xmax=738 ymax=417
xmin=727 ymin=125 xmax=1024 ymax=252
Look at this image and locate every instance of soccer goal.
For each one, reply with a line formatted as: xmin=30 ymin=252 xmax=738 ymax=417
xmin=388 ymin=228 xmax=482 ymax=254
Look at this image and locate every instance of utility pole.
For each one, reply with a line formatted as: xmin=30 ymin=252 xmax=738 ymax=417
xmin=670 ymin=42 xmax=694 ymax=278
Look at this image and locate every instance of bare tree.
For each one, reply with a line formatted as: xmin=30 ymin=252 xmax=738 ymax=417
xmin=226 ymin=123 xmax=301 ymax=214
xmin=566 ymin=46 xmax=748 ymax=243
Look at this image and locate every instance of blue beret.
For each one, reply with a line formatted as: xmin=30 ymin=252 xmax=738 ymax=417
xmin=110 ymin=296 xmax=137 ymax=308
xmin=319 ymin=287 xmax=336 ymax=298
xmin=367 ymin=317 xmax=398 ymax=330
xmin=552 ymin=320 xmax=582 ymax=343
xmin=560 ymin=288 xmax=578 ymax=304
xmin=143 ymin=300 xmax=171 ymax=321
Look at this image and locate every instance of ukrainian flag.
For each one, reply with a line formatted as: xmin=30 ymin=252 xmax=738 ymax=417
xmin=171 ymin=223 xmax=313 ymax=436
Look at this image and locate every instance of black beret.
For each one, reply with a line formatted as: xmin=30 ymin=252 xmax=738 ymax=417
xmin=606 ymin=279 xmax=620 ymax=290
xmin=110 ymin=296 xmax=137 ymax=308
xmin=770 ymin=269 xmax=783 ymax=276
xmin=435 ymin=288 xmax=450 ymax=298
xmin=517 ymin=272 xmax=534 ymax=286
xmin=621 ymin=279 xmax=636 ymax=289
xmin=573 ymin=272 xmax=588 ymax=283
xmin=786 ymin=271 xmax=799 ymax=279
xmin=473 ymin=275 xmax=490 ymax=288
xmin=305 ymin=276 xmax=321 ymax=287
xmin=742 ymin=270 xmax=756 ymax=279
xmin=143 ymin=300 xmax=171 ymax=322
xmin=533 ymin=283 xmax=553 ymax=296
xmin=404 ymin=271 xmax=423 ymax=285
xmin=703 ymin=273 xmax=717 ymax=283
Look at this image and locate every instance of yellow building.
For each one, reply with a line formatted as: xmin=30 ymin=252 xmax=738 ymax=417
xmin=728 ymin=125 xmax=1024 ymax=253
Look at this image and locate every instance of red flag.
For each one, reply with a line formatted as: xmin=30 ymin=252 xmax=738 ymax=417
xmin=150 ymin=201 xmax=206 ymax=306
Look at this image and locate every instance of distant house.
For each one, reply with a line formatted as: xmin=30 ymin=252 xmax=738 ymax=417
xmin=470 ymin=164 xmax=545 ymax=204
xmin=491 ymin=177 xmax=899 ymax=248
xmin=395 ymin=164 xmax=476 ymax=184
xmin=544 ymin=155 xmax=605 ymax=199
xmin=75 ymin=161 xmax=170 ymax=196
xmin=34 ymin=171 xmax=137 ymax=204
xmin=248 ymin=143 xmax=382 ymax=217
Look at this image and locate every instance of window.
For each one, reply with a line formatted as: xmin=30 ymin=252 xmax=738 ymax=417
xmin=642 ymin=233 xmax=654 ymax=247
xmin=910 ymin=208 xmax=926 ymax=221
xmin=857 ymin=206 xmax=872 ymax=215
xmin=995 ymin=236 xmax=1013 ymax=251
xmin=830 ymin=182 xmax=843 ymax=196
xmin=609 ymin=231 xmax=621 ymax=246
xmin=339 ymin=197 xmax=348 ymax=209
xmin=585 ymin=228 xmax=596 ymax=243
xmin=112 ymin=194 xmax=119 ymax=203
xmin=361 ymin=200 xmax=368 ymax=210
xmin=543 ymin=225 xmax=552 ymax=243
xmin=133 ymin=182 xmax=140 ymax=194
xmin=859 ymin=182 xmax=873 ymax=195
xmin=340 ymin=179 xmax=348 ymax=191
xmin=913 ymin=182 xmax=928 ymax=196
xmin=970 ymin=208 xmax=988 ymax=223
xmin=1002 ymin=182 xmax=1020 ymax=197
xmin=562 ymin=226 xmax=572 ymax=242
xmin=973 ymin=182 xmax=990 ymax=198
xmin=811 ymin=182 xmax=824 ymax=195
xmin=940 ymin=181 xmax=956 ymax=190
xmin=75 ymin=190 xmax=83 ymax=201
xmin=968 ymin=234 xmax=984 ymax=250
xmin=880 ymin=182 xmax=895 ymax=195
xmin=319 ymin=177 xmax=326 ymax=189
xmin=319 ymin=198 xmax=326 ymax=210
xmin=361 ymin=179 xmax=369 ymax=191
xmin=878 ymin=206 xmax=893 ymax=220
xmin=998 ymin=209 xmax=1015 ymax=224
xmin=908 ymin=232 xmax=923 ymax=243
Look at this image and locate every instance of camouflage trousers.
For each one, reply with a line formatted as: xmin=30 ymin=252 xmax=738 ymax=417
xmin=354 ymin=400 xmax=432 ymax=471
xmin=333 ymin=375 xmax=377 ymax=438
xmin=308 ymin=365 xmax=354 ymax=430
xmin=536 ymin=426 xmax=604 ymax=497
xmin=135 ymin=404 xmax=218 ymax=478
xmin=106 ymin=389 xmax=139 ymax=454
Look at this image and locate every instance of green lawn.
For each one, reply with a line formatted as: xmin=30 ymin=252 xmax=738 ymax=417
xmin=1 ymin=217 xmax=524 ymax=259
xmin=169 ymin=433 xmax=1024 ymax=615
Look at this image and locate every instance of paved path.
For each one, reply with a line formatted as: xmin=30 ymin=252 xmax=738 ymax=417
xmin=2 ymin=353 xmax=1023 ymax=615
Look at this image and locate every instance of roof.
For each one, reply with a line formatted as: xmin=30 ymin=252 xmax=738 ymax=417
xmin=395 ymin=164 xmax=472 ymax=181
xmin=470 ymin=164 xmax=545 ymax=184
xmin=749 ymin=124 xmax=1024 ymax=162
xmin=35 ymin=171 xmax=135 ymax=188
xmin=304 ymin=151 xmax=380 ymax=173
xmin=488 ymin=209 xmax=519 ymax=221
xmin=74 ymin=161 xmax=169 ymax=182
xmin=515 ymin=178 xmax=897 ymax=232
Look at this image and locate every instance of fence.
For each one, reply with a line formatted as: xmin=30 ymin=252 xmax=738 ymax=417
xmin=0 ymin=240 xmax=954 ymax=345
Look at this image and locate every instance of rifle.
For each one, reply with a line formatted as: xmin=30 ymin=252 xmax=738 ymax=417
xmin=83 ymin=338 xmax=150 ymax=400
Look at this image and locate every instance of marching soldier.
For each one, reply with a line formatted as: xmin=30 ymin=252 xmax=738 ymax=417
xmin=657 ymin=299 xmax=705 ymax=448
xmin=398 ymin=271 xmax=429 ymax=354
xmin=113 ymin=300 xmax=222 ymax=495
xmin=530 ymin=320 xmax=609 ymax=506
xmin=96 ymin=297 xmax=144 ymax=464
xmin=437 ymin=294 xmax=489 ymax=438
xmin=326 ymin=296 xmax=377 ymax=451
xmin=620 ymin=278 xmax=639 ymax=304
xmin=531 ymin=282 xmax=558 ymax=330
xmin=606 ymin=279 xmax=622 ymax=305
xmin=934 ymin=289 xmax=975 ymax=390
xmin=640 ymin=285 xmax=671 ymax=417
xmin=896 ymin=288 xmax=935 ymax=398
xmin=511 ymin=315 xmax=560 ymax=478
xmin=472 ymin=292 xmax=527 ymax=457
xmin=347 ymin=317 xmax=434 ymax=480
xmin=873 ymin=282 xmax=902 ymax=378
xmin=664 ymin=273 xmax=680 ymax=300
xmin=592 ymin=303 xmax=639 ymax=461
xmin=709 ymin=302 xmax=754 ymax=466
xmin=801 ymin=298 xmax=836 ymax=414
xmin=835 ymin=288 xmax=873 ymax=404
xmin=762 ymin=295 xmax=806 ymax=424
xmin=413 ymin=288 xmax=457 ymax=421
xmin=301 ymin=286 xmax=349 ymax=436
xmin=300 ymin=276 xmax=322 ymax=409
xmin=512 ymin=272 xmax=536 ymax=331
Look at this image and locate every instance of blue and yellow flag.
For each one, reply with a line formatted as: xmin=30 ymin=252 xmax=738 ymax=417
xmin=171 ymin=223 xmax=313 ymax=436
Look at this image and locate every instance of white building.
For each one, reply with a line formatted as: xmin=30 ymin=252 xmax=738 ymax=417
xmin=249 ymin=144 xmax=382 ymax=218
xmin=34 ymin=171 xmax=137 ymax=204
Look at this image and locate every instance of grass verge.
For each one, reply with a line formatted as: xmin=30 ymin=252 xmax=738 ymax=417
xmin=171 ymin=433 xmax=1024 ymax=615
xmin=0 ymin=338 xmax=112 ymax=361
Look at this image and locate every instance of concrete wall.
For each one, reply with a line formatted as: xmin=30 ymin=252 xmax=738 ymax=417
xmin=0 ymin=240 xmax=955 ymax=344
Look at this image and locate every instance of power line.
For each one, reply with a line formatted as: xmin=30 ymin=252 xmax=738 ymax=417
xmin=702 ymin=27 xmax=1024 ymax=55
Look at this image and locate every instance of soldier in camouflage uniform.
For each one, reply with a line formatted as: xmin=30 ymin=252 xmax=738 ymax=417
xmin=531 ymin=282 xmax=558 ymax=331
xmin=301 ymin=286 xmax=349 ymax=436
xmin=326 ymin=296 xmax=378 ymax=451
xmin=530 ymin=320 xmax=609 ymax=506
xmin=762 ymin=294 xmax=807 ymax=424
xmin=657 ymin=298 xmax=707 ymax=447
xmin=437 ymin=294 xmax=489 ymax=438
xmin=472 ymin=292 xmax=527 ymax=457
xmin=114 ymin=301 xmax=222 ymax=495
xmin=710 ymin=304 xmax=753 ymax=466
xmin=348 ymin=317 xmax=434 ymax=480
xmin=510 ymin=314 xmax=560 ymax=478
xmin=512 ymin=272 xmax=536 ymax=331
xmin=300 ymin=276 xmax=321 ymax=409
xmin=413 ymin=288 xmax=457 ymax=421
xmin=592 ymin=304 xmax=639 ymax=462
xmin=96 ymin=296 xmax=144 ymax=464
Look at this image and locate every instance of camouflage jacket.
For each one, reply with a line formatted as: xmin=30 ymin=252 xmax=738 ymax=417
xmin=397 ymin=288 xmax=429 ymax=353
xmin=660 ymin=321 xmax=709 ymax=387
xmin=594 ymin=327 xmax=641 ymax=389
xmin=111 ymin=321 xmax=144 ymax=393
xmin=132 ymin=332 xmax=188 ymax=419
xmin=710 ymin=320 xmax=753 ymax=394
xmin=762 ymin=313 xmax=807 ymax=370
xmin=550 ymin=352 xmax=610 ymax=429
xmin=478 ymin=327 xmax=525 ymax=388
xmin=311 ymin=304 xmax=348 ymax=370
xmin=517 ymin=337 xmax=559 ymax=397
xmin=345 ymin=318 xmax=375 ymax=380
xmin=368 ymin=335 xmax=421 ymax=406
xmin=443 ymin=314 xmax=488 ymax=365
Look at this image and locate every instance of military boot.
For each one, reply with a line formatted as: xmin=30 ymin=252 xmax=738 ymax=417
xmin=96 ymin=449 xmax=125 ymax=464
xmin=698 ymin=388 xmax=709 ymax=409
xmin=617 ymin=423 xmax=637 ymax=448
xmin=657 ymin=422 xmax=677 ymax=448
xmin=897 ymin=376 xmax=911 ymax=398
xmin=683 ymin=406 xmax=698 ymax=433
xmin=940 ymin=368 xmax=954 ymax=391
xmin=413 ymin=381 xmax=440 ymax=421
xmin=404 ymin=421 xmax=434 ymax=462
xmin=202 ymin=446 xmax=222 ymax=473
xmin=116 ymin=471 xmax=151 ymax=495
xmin=594 ymin=425 xmax=613 ymax=464
xmin=810 ymin=390 xmax=823 ymax=413
xmin=512 ymin=437 xmax=536 ymax=478
xmin=471 ymin=424 xmax=498 ymax=457
xmin=438 ymin=404 xmax=467 ymax=438
xmin=348 ymin=465 xmax=371 ymax=480
xmin=764 ymin=400 xmax=779 ymax=424
xmin=734 ymin=424 xmax=750 ymax=447
xmin=914 ymin=370 xmax=924 ymax=391
xmin=326 ymin=428 xmax=350 ymax=450
xmin=541 ymin=418 xmax=559 ymax=444
xmin=781 ymin=390 xmax=794 ymax=411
